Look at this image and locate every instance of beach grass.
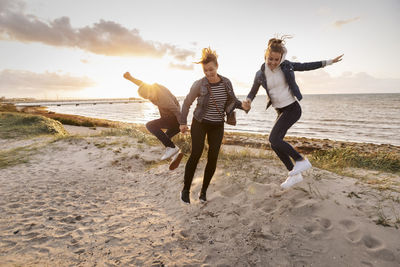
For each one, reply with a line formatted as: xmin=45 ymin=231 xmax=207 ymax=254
xmin=0 ymin=145 xmax=40 ymax=169
xmin=1 ymin=108 xmax=399 ymax=177
xmin=0 ymin=103 xmax=18 ymax=112
xmin=311 ymin=147 xmax=400 ymax=174
xmin=0 ymin=112 xmax=67 ymax=139
xmin=26 ymin=108 xmax=119 ymax=128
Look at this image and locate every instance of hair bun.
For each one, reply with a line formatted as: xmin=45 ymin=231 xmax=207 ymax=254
xmin=268 ymin=35 xmax=292 ymax=48
xmin=268 ymin=38 xmax=282 ymax=47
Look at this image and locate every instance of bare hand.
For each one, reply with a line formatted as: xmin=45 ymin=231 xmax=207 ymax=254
xmin=332 ymin=54 xmax=344 ymax=63
xmin=123 ymin=72 xmax=132 ymax=80
xmin=180 ymin=125 xmax=189 ymax=134
xmin=242 ymin=99 xmax=251 ymax=112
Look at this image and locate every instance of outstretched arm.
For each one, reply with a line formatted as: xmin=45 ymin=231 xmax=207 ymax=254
xmin=123 ymin=72 xmax=143 ymax=86
xmin=292 ymin=54 xmax=344 ymax=71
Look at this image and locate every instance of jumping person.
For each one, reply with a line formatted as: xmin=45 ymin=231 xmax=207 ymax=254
xmin=179 ymin=47 xmax=248 ymax=204
xmin=243 ymin=37 xmax=343 ymax=189
xmin=123 ymin=72 xmax=183 ymax=169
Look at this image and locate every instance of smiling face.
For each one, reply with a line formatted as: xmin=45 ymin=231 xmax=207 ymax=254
xmin=202 ymin=61 xmax=219 ymax=83
xmin=266 ymin=51 xmax=282 ymax=71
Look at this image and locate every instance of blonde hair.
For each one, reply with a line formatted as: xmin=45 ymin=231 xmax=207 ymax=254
xmin=195 ymin=47 xmax=218 ymax=66
xmin=265 ymin=35 xmax=292 ymax=58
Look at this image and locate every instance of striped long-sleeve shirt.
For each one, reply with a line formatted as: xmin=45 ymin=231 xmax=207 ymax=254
xmin=203 ymin=81 xmax=227 ymax=123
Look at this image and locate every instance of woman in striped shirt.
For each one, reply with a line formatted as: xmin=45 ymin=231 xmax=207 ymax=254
xmin=179 ymin=47 xmax=248 ymax=204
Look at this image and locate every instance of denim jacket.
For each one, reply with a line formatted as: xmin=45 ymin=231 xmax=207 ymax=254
xmin=180 ymin=75 xmax=242 ymax=125
xmin=247 ymin=60 xmax=326 ymax=109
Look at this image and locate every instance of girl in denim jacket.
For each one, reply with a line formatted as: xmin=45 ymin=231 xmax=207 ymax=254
xmin=244 ymin=37 xmax=343 ymax=189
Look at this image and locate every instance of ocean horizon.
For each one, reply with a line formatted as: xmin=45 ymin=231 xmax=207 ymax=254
xmin=40 ymin=93 xmax=400 ymax=146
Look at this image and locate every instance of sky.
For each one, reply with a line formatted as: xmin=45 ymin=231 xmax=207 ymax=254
xmin=0 ymin=0 xmax=399 ymax=99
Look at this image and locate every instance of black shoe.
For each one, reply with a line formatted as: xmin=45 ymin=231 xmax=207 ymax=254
xmin=180 ymin=190 xmax=190 ymax=204
xmin=199 ymin=191 xmax=207 ymax=203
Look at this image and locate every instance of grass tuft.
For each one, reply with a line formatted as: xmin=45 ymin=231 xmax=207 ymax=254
xmin=311 ymin=147 xmax=400 ymax=174
xmin=0 ymin=103 xmax=18 ymax=112
xmin=0 ymin=112 xmax=68 ymax=139
xmin=0 ymin=145 xmax=39 ymax=169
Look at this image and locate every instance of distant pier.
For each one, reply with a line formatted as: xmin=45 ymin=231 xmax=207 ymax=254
xmin=14 ymin=98 xmax=145 ymax=108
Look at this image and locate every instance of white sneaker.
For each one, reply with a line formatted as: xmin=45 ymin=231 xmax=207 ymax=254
xmin=160 ymin=146 xmax=179 ymax=160
xmin=281 ymin=173 xmax=303 ymax=189
xmin=288 ymin=158 xmax=312 ymax=176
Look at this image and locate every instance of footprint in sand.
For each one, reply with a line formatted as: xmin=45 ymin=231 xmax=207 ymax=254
xmin=361 ymin=234 xmax=396 ymax=262
xmin=7 ymin=203 xmax=21 ymax=209
xmin=339 ymin=219 xmax=362 ymax=243
xmin=261 ymin=200 xmax=278 ymax=214
xmin=316 ymin=217 xmax=333 ymax=230
xmin=340 ymin=220 xmax=397 ymax=263
xmin=362 ymin=234 xmax=383 ymax=250
xmin=339 ymin=219 xmax=357 ymax=232
xmin=302 ymin=217 xmax=333 ymax=242
xmin=0 ymin=240 xmax=17 ymax=248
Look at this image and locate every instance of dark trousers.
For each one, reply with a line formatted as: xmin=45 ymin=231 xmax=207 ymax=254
xmin=146 ymin=116 xmax=180 ymax=148
xmin=183 ymin=118 xmax=224 ymax=193
xmin=269 ymin=101 xmax=303 ymax=171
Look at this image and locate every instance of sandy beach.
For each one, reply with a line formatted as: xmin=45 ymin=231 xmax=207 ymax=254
xmin=1 ymin=124 xmax=400 ymax=266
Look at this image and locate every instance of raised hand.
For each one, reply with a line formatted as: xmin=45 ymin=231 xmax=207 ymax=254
xmin=332 ymin=54 xmax=344 ymax=63
xmin=123 ymin=72 xmax=132 ymax=80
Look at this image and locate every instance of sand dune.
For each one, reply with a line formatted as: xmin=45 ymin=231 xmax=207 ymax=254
xmin=1 ymin=127 xmax=399 ymax=266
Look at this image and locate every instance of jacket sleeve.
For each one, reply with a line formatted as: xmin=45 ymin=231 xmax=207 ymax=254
xmin=157 ymin=86 xmax=182 ymax=122
xmin=292 ymin=61 xmax=323 ymax=71
xmin=180 ymin=80 xmax=201 ymax=125
xmin=225 ymin=79 xmax=243 ymax=111
xmin=246 ymin=71 xmax=262 ymax=102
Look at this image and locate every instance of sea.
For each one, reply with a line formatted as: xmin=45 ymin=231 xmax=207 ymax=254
xmin=45 ymin=94 xmax=400 ymax=146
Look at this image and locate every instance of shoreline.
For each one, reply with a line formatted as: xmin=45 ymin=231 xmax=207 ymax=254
xmin=18 ymin=105 xmax=400 ymax=152
xmin=17 ymin=107 xmax=400 ymax=164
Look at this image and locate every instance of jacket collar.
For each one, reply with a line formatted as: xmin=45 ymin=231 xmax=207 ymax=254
xmin=260 ymin=63 xmax=266 ymax=72
xmin=201 ymin=74 xmax=228 ymax=86
xmin=261 ymin=60 xmax=291 ymax=73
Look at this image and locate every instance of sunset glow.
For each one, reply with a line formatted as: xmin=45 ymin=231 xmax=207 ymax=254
xmin=1 ymin=0 xmax=399 ymax=99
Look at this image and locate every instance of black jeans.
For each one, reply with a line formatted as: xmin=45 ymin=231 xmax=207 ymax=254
xmin=183 ymin=118 xmax=224 ymax=193
xmin=269 ymin=101 xmax=303 ymax=171
xmin=146 ymin=116 xmax=180 ymax=148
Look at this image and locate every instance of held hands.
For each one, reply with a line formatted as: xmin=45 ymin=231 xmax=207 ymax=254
xmin=242 ymin=99 xmax=251 ymax=112
xmin=180 ymin=124 xmax=189 ymax=134
xmin=332 ymin=54 xmax=344 ymax=63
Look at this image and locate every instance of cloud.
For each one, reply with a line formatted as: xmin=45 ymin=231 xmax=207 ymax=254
xmin=333 ymin=17 xmax=360 ymax=28
xmin=0 ymin=1 xmax=195 ymax=60
xmin=168 ymin=62 xmax=194 ymax=71
xmin=0 ymin=0 xmax=25 ymax=12
xmin=296 ymin=70 xmax=400 ymax=94
xmin=0 ymin=69 xmax=96 ymax=97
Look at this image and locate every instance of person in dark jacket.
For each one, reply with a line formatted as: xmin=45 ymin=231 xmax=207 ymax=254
xmin=179 ymin=47 xmax=249 ymax=204
xmin=123 ymin=72 xmax=183 ymax=169
xmin=243 ymin=37 xmax=343 ymax=189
